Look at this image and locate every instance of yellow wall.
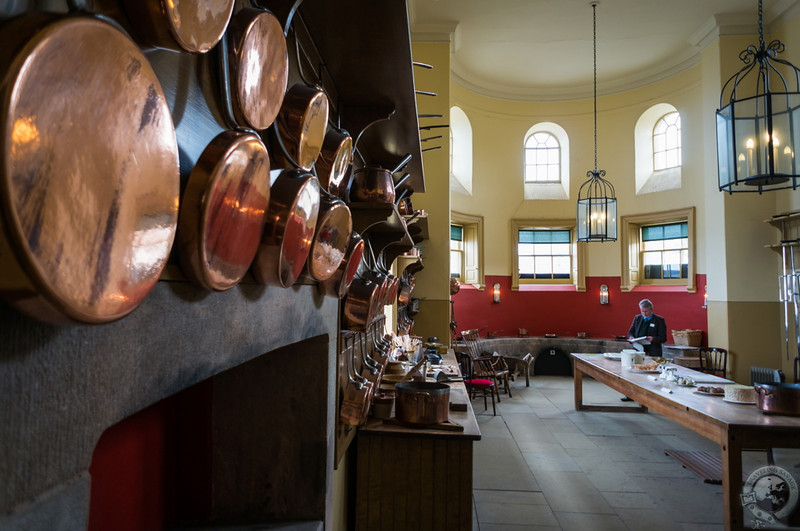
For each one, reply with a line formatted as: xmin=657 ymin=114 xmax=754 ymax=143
xmin=450 ymin=67 xmax=707 ymax=278
xmin=408 ymin=42 xmax=452 ymax=343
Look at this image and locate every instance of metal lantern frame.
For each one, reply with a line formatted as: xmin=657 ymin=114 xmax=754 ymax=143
xmin=577 ymin=2 xmax=617 ymax=242
xmin=716 ymin=0 xmax=800 ymax=193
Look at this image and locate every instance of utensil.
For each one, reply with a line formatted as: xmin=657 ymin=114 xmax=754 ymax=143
xmin=251 ymin=168 xmax=320 ymax=287
xmin=122 ymin=0 xmax=235 ymax=53
xmin=0 ymin=13 xmax=179 ymax=323
xmin=348 ymin=154 xmax=413 ymax=204
xmin=317 ymin=231 xmax=364 ymax=298
xmin=272 ymin=83 xmax=329 ymax=170
xmin=395 ymin=381 xmax=450 ymax=425
xmin=178 ymin=130 xmax=270 ymax=291
xmin=302 ymin=191 xmax=352 ymax=281
xmin=222 ymin=7 xmax=288 ymax=130
xmin=754 ymin=382 xmax=800 ymax=415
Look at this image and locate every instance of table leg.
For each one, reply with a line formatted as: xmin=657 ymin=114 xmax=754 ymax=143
xmin=574 ymin=367 xmax=583 ymax=410
xmin=721 ymin=432 xmax=743 ymax=530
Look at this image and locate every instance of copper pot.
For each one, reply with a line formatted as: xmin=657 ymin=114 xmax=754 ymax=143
xmin=178 ymin=130 xmax=270 ymax=291
xmin=349 ymin=166 xmax=412 ymax=204
xmin=395 ymin=382 xmax=449 ymax=425
xmin=316 ymin=128 xmax=353 ymax=198
xmin=303 ymin=192 xmax=352 ymax=281
xmin=251 ymin=169 xmax=320 ymax=287
xmin=122 ymin=0 xmax=235 ymax=53
xmin=0 ymin=13 xmax=179 ymax=324
xmin=342 ymin=277 xmax=379 ymax=331
xmin=273 ymin=84 xmax=329 ymax=170
xmin=317 ymin=232 xmax=364 ymax=299
xmin=224 ymin=7 xmax=288 ymax=130
xmin=754 ymin=383 xmax=800 ymax=416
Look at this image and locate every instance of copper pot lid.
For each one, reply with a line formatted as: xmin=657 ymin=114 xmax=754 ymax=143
xmin=276 ymin=84 xmax=329 ymax=170
xmin=306 ymin=198 xmax=352 ymax=281
xmin=252 ymin=169 xmax=320 ymax=287
xmin=227 ymin=8 xmax=288 ymax=130
xmin=0 ymin=16 xmax=179 ymax=323
xmin=123 ymin=0 xmax=235 ymax=53
xmin=178 ymin=130 xmax=270 ymax=291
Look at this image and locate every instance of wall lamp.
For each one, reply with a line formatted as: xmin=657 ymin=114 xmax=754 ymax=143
xmin=492 ymin=283 xmax=501 ymax=303
xmin=599 ymin=284 xmax=609 ymax=304
xmin=702 ymin=284 xmax=708 ymax=309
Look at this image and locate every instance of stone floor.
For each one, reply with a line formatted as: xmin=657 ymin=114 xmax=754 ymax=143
xmin=468 ymin=375 xmax=800 ymax=530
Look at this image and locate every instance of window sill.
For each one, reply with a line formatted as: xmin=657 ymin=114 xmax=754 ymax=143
xmin=630 ymin=284 xmax=693 ymax=293
xmin=515 ymin=284 xmax=577 ymax=292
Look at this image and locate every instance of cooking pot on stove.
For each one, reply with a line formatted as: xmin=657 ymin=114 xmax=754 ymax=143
xmin=754 ymin=382 xmax=800 ymax=416
xmin=395 ymin=381 xmax=449 ymax=425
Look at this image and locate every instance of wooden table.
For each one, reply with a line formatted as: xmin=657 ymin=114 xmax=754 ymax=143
xmin=571 ymin=353 xmax=800 ymax=530
xmin=354 ymin=350 xmax=481 ymax=530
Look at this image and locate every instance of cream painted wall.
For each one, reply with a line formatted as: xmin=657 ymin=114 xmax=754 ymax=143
xmin=450 ymin=67 xmax=707 ymax=278
xmin=409 ymin=42 xmax=452 ymax=343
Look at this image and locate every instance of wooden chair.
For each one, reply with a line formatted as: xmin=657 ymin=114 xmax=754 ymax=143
xmin=698 ymin=347 xmax=727 ymax=378
xmin=455 ymin=351 xmax=497 ymax=415
xmin=460 ymin=328 xmax=512 ymax=398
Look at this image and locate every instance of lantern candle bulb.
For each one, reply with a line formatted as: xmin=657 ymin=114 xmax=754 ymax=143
xmin=492 ymin=283 xmax=501 ymax=303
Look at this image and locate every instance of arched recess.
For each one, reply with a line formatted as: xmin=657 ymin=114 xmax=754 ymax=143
xmin=523 ymin=122 xmax=569 ymax=200
xmin=450 ymin=106 xmax=473 ymax=195
xmin=635 ymin=103 xmax=682 ymax=194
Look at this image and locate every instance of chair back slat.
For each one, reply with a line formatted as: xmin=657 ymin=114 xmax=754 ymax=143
xmin=698 ymin=347 xmax=727 ymax=378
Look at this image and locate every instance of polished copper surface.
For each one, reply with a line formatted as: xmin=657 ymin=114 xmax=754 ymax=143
xmin=275 ymin=84 xmax=329 ymax=170
xmin=316 ymin=128 xmax=353 ymax=196
xmin=318 ymin=232 xmax=364 ymax=299
xmin=251 ymin=169 xmax=320 ymax=287
xmin=178 ymin=130 xmax=270 ymax=291
xmin=305 ymin=195 xmax=352 ymax=281
xmin=342 ymin=276 xmax=379 ymax=331
xmin=122 ymin=0 xmax=235 ymax=53
xmin=227 ymin=8 xmax=288 ymax=130
xmin=0 ymin=16 xmax=179 ymax=323
xmin=349 ymin=166 xmax=395 ymax=203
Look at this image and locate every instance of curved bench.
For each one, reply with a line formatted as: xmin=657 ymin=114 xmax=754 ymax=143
xmin=458 ymin=336 xmax=631 ymax=386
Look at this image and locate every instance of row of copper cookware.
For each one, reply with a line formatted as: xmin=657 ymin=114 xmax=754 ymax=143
xmin=0 ymin=1 xmax=415 ymax=324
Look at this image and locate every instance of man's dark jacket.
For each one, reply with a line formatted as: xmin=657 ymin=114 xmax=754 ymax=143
xmin=628 ymin=314 xmax=667 ymax=356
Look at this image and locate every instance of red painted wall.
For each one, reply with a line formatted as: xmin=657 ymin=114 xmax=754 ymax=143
xmin=451 ymin=274 xmax=708 ymax=345
xmin=88 ymin=380 xmax=212 ymax=530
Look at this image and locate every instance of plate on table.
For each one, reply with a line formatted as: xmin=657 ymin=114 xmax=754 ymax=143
xmin=722 ymin=398 xmax=756 ymax=405
xmin=603 ymin=353 xmax=621 ymax=361
xmin=694 ymin=389 xmax=724 ymax=396
xmin=675 ymin=382 xmax=696 ymax=388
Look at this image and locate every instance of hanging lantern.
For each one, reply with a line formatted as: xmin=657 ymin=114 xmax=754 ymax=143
xmin=577 ymin=2 xmax=617 ymax=242
xmin=716 ymin=0 xmax=800 ymax=193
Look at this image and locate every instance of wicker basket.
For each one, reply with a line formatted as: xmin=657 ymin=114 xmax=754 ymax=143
xmin=672 ymin=329 xmax=702 ymax=347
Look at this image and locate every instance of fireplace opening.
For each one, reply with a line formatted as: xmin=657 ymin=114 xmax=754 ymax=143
xmin=534 ymin=346 xmax=573 ymax=376
xmin=88 ymin=335 xmax=330 ymax=529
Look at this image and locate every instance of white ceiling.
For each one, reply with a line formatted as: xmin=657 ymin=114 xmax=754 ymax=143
xmin=409 ymin=0 xmax=800 ymax=101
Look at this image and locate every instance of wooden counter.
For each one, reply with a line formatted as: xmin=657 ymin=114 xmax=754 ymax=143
xmin=354 ymin=351 xmax=481 ymax=530
xmin=572 ymin=353 xmax=800 ymax=530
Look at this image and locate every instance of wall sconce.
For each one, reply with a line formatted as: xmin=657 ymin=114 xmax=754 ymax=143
xmin=702 ymin=284 xmax=708 ymax=309
xmin=599 ymin=284 xmax=609 ymax=304
xmin=492 ymin=283 xmax=501 ymax=303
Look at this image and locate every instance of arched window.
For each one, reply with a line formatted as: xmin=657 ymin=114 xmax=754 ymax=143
xmin=653 ymin=112 xmax=681 ymax=171
xmin=634 ymin=103 xmax=681 ymax=194
xmin=524 ymin=132 xmax=560 ymax=182
xmin=523 ymin=122 xmax=569 ymax=200
xmin=450 ymin=106 xmax=473 ymax=195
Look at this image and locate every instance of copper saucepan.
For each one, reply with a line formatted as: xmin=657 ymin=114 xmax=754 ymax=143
xmin=340 ymin=334 xmax=374 ymax=427
xmin=271 ymin=83 xmax=329 ymax=171
xmin=177 ymin=130 xmax=271 ymax=291
xmin=251 ymin=169 xmax=320 ymax=287
xmin=0 ymin=13 xmax=179 ymax=324
xmin=342 ymin=276 xmax=380 ymax=332
xmin=349 ymin=153 xmax=413 ymax=204
xmin=316 ymin=128 xmax=353 ymax=199
xmin=223 ymin=7 xmax=288 ymax=130
xmin=303 ymin=192 xmax=352 ymax=282
xmin=122 ymin=0 xmax=235 ymax=53
xmin=317 ymin=232 xmax=364 ymax=299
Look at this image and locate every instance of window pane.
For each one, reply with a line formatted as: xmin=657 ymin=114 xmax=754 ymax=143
xmin=534 ymin=256 xmax=552 ymax=274
xmin=666 ymin=150 xmax=679 ymax=167
xmin=518 ymin=243 xmax=534 ymax=256
xmin=450 ymin=251 xmax=462 ymax=277
xmin=552 ymin=256 xmax=571 ymax=274
xmin=654 ymin=152 xmax=666 ymax=170
xmin=643 ymin=251 xmax=662 ymax=265
xmin=450 ymin=225 xmax=463 ymax=241
xmin=533 ymin=243 xmax=551 ymax=255
xmin=654 ymin=134 xmax=666 ymax=152
xmin=519 ymin=256 xmax=535 ymax=276
xmin=519 ymin=230 xmax=535 ymax=243
xmin=524 ymin=132 xmax=560 ymax=183
xmin=643 ymin=240 xmax=663 ymax=251
xmin=551 ymin=243 xmax=570 ymax=255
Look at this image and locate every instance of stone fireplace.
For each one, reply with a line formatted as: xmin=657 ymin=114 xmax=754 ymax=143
xmin=0 ymin=281 xmax=339 ymax=529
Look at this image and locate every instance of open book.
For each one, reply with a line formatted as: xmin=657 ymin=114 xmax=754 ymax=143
xmin=629 ymin=336 xmax=651 ymax=351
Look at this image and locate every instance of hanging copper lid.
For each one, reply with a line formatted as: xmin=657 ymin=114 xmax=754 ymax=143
xmin=0 ymin=15 xmax=179 ymax=323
